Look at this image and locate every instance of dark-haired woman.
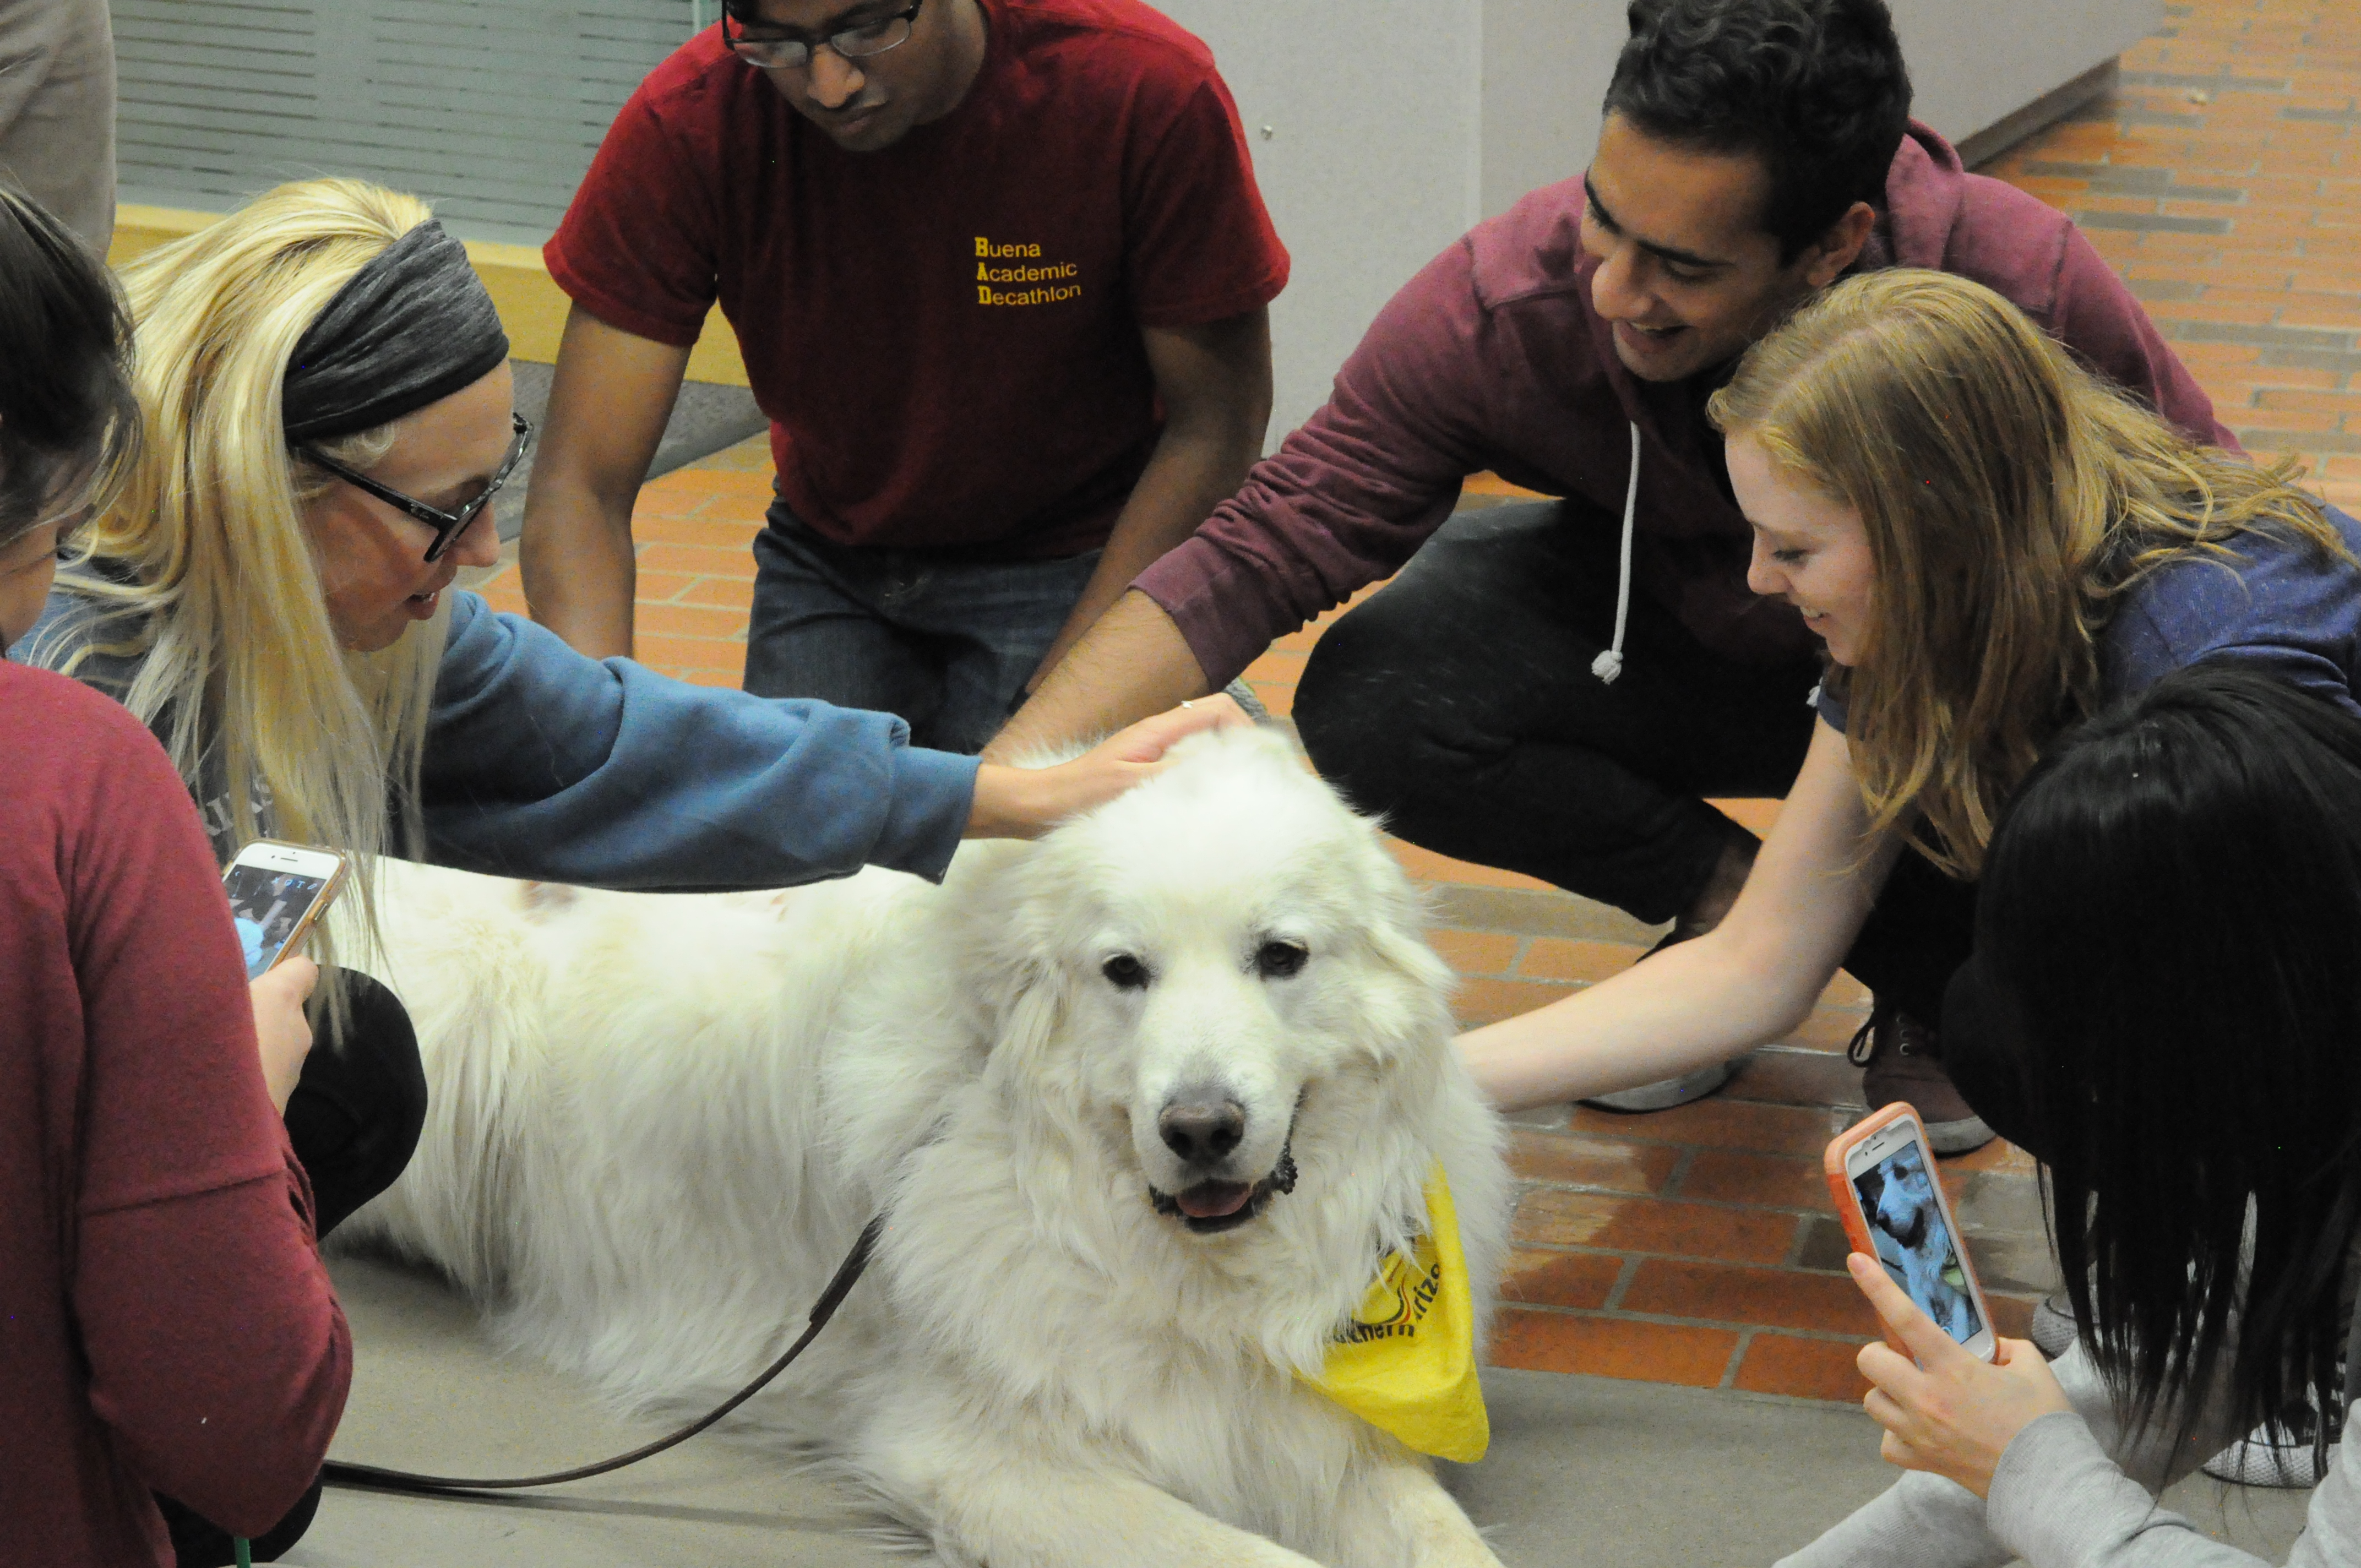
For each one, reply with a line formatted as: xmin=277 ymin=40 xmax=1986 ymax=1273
xmin=1785 ymin=662 xmax=2361 ymax=1566
xmin=0 ymin=186 xmax=350 ymax=1566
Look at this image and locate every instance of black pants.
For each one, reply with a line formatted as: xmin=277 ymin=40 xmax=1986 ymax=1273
xmin=157 ymin=970 xmax=426 ymax=1566
xmin=1293 ymin=498 xmax=1978 ymax=1011
xmin=1936 ymin=954 xmax=2048 ymax=1160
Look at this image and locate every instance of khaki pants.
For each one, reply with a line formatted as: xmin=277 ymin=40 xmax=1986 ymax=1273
xmin=0 ymin=0 xmax=113 ymax=254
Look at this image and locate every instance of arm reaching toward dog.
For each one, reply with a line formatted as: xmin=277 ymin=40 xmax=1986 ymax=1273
xmin=988 ymin=590 xmax=1215 ymax=763
xmin=1847 ymin=1254 xmax=2071 ymax=1500
xmin=967 ymin=695 xmax=1248 ymax=839
xmin=1457 ymin=720 xmax=1898 ymax=1111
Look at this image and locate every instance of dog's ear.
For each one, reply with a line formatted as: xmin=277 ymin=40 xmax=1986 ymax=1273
xmin=1362 ymin=876 xmax=1453 ymax=995
xmin=1330 ymin=830 xmax=1459 ymax=1061
xmin=953 ymin=843 xmax=1078 ymax=1068
xmin=988 ymin=962 xmax=1071 ymax=1074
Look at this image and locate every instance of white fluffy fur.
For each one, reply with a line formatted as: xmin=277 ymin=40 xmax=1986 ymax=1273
xmin=341 ymin=728 xmax=1512 ymax=1567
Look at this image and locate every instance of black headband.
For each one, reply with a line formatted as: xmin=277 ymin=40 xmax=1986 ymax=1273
xmin=281 ymin=219 xmax=510 ymax=444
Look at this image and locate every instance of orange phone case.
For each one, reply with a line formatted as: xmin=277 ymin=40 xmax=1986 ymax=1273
xmin=1823 ymin=1102 xmax=1996 ymax=1360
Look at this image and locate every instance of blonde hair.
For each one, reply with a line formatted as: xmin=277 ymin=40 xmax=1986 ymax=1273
xmin=1709 ymin=268 xmax=2345 ymax=878
xmin=56 ymin=178 xmax=455 ymax=960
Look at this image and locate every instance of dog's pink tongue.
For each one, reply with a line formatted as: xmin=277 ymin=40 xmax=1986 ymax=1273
xmin=1175 ymin=1181 xmax=1253 ymax=1219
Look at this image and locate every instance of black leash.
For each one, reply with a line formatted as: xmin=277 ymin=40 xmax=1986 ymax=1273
xmin=322 ymin=1216 xmax=883 ymax=1496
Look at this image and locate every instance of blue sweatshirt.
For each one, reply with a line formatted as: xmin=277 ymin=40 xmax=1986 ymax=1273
xmin=15 ymin=589 xmax=980 ymax=890
xmin=1818 ymin=504 xmax=2361 ymax=736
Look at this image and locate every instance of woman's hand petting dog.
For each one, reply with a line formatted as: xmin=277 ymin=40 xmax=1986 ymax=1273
xmin=1848 ymin=1253 xmax=2074 ymax=1498
xmin=249 ymin=955 xmax=320 ymax=1115
xmin=966 ymin=696 xmax=1249 ymax=839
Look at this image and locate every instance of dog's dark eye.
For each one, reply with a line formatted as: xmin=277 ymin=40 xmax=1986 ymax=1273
xmin=1101 ymin=953 xmax=1151 ymax=990
xmin=1254 ymin=939 xmax=1309 ymax=979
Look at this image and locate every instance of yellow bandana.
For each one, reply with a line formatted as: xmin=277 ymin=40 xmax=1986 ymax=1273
xmin=1303 ymin=1164 xmax=1489 ymax=1462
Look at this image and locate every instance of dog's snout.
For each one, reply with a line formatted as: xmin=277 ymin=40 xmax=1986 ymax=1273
xmin=1158 ymin=1097 xmax=1245 ymax=1166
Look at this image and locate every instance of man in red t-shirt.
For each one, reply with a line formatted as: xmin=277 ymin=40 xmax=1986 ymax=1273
xmin=524 ymin=0 xmax=1288 ymax=752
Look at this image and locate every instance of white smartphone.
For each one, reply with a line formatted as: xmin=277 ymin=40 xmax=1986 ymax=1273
xmin=221 ymin=839 xmax=349 ymax=981
xmin=1826 ymin=1104 xmax=1998 ymax=1363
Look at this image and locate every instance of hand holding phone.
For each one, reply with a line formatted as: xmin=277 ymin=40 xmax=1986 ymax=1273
xmin=222 ymin=840 xmax=348 ymax=979
xmin=1825 ymin=1104 xmax=1998 ymax=1363
xmin=250 ymin=956 xmax=319 ymax=1115
xmin=1844 ymin=1251 xmax=2074 ymax=1499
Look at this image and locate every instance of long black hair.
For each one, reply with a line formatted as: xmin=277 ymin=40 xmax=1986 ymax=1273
xmin=1980 ymin=662 xmax=2361 ymax=1467
xmin=0 ymin=184 xmax=139 ymax=552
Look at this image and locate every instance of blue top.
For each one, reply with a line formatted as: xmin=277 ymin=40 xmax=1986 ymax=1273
xmin=14 ymin=589 xmax=980 ymax=891
xmin=1817 ymin=504 xmax=2361 ymax=734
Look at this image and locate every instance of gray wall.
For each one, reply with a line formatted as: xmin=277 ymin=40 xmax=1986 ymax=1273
xmin=1898 ymin=0 xmax=2161 ymax=149
xmin=115 ymin=1 xmax=703 ymax=244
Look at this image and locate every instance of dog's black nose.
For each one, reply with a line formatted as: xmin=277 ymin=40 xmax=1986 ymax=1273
xmin=1158 ymin=1098 xmax=1245 ymax=1165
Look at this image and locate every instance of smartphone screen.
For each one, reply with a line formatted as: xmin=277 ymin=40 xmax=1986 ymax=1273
xmin=223 ymin=863 xmax=330 ymax=979
xmin=1852 ymin=1140 xmax=1985 ymax=1347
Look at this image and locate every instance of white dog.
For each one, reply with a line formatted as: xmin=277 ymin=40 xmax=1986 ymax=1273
xmin=341 ymin=728 xmax=1513 ymax=1568
xmin=1863 ymin=1150 xmax=1978 ymax=1344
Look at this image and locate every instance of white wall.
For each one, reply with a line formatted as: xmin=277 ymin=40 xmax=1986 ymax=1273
xmin=1149 ymin=1 xmax=1492 ymax=443
xmin=1151 ymin=0 xmax=2161 ymax=448
xmin=1476 ymin=0 xmax=1626 ymax=226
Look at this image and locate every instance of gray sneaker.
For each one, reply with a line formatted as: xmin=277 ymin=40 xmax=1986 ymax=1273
xmin=2202 ymin=1368 xmax=2343 ymax=1488
xmin=2029 ymin=1289 xmax=2077 ymax=1360
xmin=1579 ymin=925 xmax=1737 ymax=1113
xmin=2204 ymin=1425 xmax=2338 ymax=1488
xmin=1581 ymin=1059 xmax=1740 ymax=1113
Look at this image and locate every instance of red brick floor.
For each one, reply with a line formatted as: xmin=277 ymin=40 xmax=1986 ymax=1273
xmin=1979 ymin=0 xmax=2361 ymax=517
xmin=471 ymin=0 xmax=2357 ymax=1402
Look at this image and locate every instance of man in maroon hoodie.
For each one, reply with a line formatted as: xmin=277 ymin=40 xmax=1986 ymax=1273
xmin=991 ymin=0 xmax=2229 ymax=1147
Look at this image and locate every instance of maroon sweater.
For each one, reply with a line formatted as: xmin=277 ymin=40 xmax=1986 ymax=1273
xmin=0 ymin=663 xmax=349 ymax=1565
xmin=1136 ymin=123 xmax=2234 ymax=686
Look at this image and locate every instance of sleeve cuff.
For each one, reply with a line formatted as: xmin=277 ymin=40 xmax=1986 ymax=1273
xmin=541 ymin=245 xmax=711 ymax=351
xmin=1134 ymin=538 xmax=1298 ymax=692
xmin=873 ymin=745 xmax=979 ymax=883
xmin=1132 ymin=266 xmax=1290 ymax=330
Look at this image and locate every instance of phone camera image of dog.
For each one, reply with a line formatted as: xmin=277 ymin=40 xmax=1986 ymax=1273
xmin=1853 ymin=1146 xmax=1982 ymax=1344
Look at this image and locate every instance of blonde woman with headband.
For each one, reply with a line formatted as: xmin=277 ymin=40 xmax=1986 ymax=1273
xmin=18 ymin=176 xmax=1234 ymax=1566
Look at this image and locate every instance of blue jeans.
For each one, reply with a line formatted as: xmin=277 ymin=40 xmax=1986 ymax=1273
xmin=744 ymin=498 xmax=1102 ymax=755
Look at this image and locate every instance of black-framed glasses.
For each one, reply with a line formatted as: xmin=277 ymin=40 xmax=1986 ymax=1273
xmin=300 ymin=413 xmax=532 ymax=564
xmin=722 ymin=0 xmax=923 ymax=69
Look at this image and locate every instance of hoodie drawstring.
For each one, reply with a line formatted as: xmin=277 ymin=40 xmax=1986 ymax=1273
xmin=1591 ymin=421 xmax=1640 ymax=685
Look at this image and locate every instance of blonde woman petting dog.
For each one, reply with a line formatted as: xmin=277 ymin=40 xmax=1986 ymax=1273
xmin=17 ymin=177 xmax=1230 ymax=1566
xmin=1459 ymin=266 xmax=2359 ymax=1128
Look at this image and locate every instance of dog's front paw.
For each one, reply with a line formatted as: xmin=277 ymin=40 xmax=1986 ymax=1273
xmin=1412 ymin=1529 xmax=1507 ymax=1568
xmin=1341 ymin=1458 xmax=1507 ymax=1568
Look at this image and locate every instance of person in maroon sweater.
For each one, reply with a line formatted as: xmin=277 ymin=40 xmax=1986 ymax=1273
xmin=994 ymin=0 xmax=2232 ymax=1148
xmin=0 ymin=188 xmax=350 ymax=1567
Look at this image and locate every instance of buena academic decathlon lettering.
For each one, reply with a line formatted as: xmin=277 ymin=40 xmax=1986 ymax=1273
xmin=975 ymin=237 xmax=1081 ymax=306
